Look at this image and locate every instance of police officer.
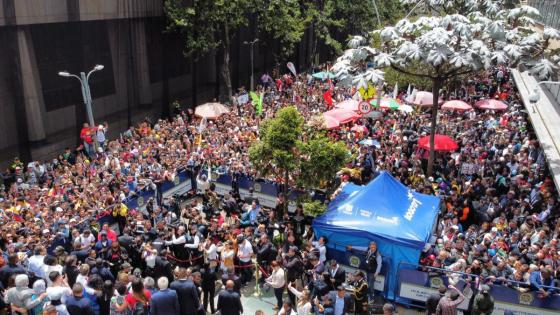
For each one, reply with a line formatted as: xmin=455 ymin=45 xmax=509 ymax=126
xmin=352 ymin=271 xmax=369 ymax=315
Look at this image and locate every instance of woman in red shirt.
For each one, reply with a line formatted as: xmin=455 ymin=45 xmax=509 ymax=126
xmin=115 ymin=278 xmax=151 ymax=312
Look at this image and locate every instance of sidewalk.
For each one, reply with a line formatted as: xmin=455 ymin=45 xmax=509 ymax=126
xmin=511 ymin=69 xmax=560 ymax=191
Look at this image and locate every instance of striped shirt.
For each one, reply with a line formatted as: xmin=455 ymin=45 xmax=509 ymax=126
xmin=436 ymin=294 xmax=465 ymax=315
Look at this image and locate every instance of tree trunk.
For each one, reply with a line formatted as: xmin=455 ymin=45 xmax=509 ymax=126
xmin=283 ymin=169 xmax=289 ymax=215
xmin=427 ymin=78 xmax=442 ymax=176
xmin=221 ymin=23 xmax=233 ymax=101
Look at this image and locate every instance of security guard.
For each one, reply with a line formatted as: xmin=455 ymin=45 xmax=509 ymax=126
xmin=352 ymin=271 xmax=369 ymax=314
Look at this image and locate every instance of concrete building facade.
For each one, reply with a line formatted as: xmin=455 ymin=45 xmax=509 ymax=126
xmin=0 ymin=0 xmax=313 ymax=166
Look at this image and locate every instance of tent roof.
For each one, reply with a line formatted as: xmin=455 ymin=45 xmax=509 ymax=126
xmin=313 ymin=172 xmax=440 ymax=249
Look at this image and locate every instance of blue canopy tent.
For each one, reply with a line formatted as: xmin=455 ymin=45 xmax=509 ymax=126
xmin=312 ymin=171 xmax=440 ymax=299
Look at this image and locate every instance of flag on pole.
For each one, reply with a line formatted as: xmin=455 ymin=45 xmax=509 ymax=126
xmin=406 ymin=84 xmax=412 ymax=97
xmin=323 ymin=89 xmax=333 ymax=108
xmin=198 ymin=117 xmax=207 ymax=133
xmin=393 ymin=82 xmax=398 ymax=99
xmin=287 ymin=62 xmax=297 ymax=77
xmin=250 ymin=91 xmax=263 ymax=116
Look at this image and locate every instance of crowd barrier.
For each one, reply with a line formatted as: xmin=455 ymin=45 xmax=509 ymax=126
xmin=395 ymin=262 xmax=560 ymax=315
xmin=97 ymin=168 xmax=326 ymax=225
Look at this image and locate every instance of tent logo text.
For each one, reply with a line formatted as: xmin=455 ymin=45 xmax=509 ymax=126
xmin=405 ymin=190 xmax=422 ymax=221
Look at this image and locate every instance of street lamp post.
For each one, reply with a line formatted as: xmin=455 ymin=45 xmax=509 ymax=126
xmin=243 ymin=38 xmax=259 ymax=91
xmin=58 ymin=64 xmax=104 ymax=128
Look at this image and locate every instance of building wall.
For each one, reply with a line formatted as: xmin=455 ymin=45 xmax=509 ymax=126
xmin=0 ymin=0 xmax=313 ymax=167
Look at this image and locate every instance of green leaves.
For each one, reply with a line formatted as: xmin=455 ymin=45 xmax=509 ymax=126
xmin=249 ymin=106 xmax=349 ymax=190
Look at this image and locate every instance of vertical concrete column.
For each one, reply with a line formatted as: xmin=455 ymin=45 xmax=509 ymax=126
xmin=130 ymin=20 xmax=153 ymax=107
xmin=107 ymin=20 xmax=129 ymax=111
xmin=16 ymin=27 xmax=46 ymax=142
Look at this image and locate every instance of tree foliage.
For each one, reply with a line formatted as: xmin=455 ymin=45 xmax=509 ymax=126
xmin=253 ymin=0 xmax=306 ymax=62
xmin=249 ymin=106 xmax=349 ymax=192
xmin=333 ymin=0 xmax=560 ymax=175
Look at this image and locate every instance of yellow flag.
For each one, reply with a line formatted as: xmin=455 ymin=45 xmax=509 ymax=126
xmin=359 ymin=87 xmax=367 ymax=100
xmin=367 ymin=83 xmax=376 ymax=99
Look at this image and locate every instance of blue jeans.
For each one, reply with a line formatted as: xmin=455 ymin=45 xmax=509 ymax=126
xmin=368 ymin=273 xmax=376 ymax=299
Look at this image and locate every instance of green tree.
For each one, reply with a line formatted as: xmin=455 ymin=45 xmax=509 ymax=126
xmin=253 ymin=0 xmax=306 ymax=63
xmin=164 ymin=0 xmax=251 ymax=100
xmin=249 ymin=106 xmax=349 ymax=212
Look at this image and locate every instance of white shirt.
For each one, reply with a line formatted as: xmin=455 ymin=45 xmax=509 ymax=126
xmin=28 ymin=255 xmax=46 ymax=278
xmin=237 ymin=241 xmax=253 ymax=262
xmin=266 ymin=267 xmax=285 ymax=289
xmin=78 ymin=233 xmax=96 ymax=249
xmin=43 ymin=265 xmax=64 ymax=286
xmin=76 ymin=274 xmax=89 ymax=288
xmin=312 ymin=242 xmax=327 ymax=263
xmin=205 ymin=243 xmax=218 ymax=261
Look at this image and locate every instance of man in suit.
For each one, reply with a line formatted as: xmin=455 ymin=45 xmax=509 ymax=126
xmin=327 ymin=260 xmax=346 ymax=290
xmin=329 ymin=286 xmax=353 ymax=315
xmin=151 ymin=277 xmax=180 ymax=315
xmin=217 ymin=280 xmax=243 ymax=315
xmin=170 ymin=268 xmax=201 ymax=315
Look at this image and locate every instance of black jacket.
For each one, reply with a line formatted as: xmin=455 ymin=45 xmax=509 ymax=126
xmin=170 ymin=279 xmax=200 ymax=315
xmin=217 ymin=289 xmax=243 ymax=315
xmin=327 ymin=266 xmax=346 ymax=289
xmin=65 ymin=295 xmax=95 ymax=315
xmin=201 ymin=268 xmax=218 ymax=290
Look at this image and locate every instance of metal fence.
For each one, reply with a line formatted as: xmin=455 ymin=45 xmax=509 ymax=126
xmin=529 ymin=0 xmax=560 ymax=29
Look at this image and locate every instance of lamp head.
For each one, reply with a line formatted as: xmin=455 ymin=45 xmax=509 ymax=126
xmin=528 ymin=88 xmax=540 ymax=104
xmin=94 ymin=64 xmax=104 ymax=71
xmin=58 ymin=71 xmax=71 ymax=77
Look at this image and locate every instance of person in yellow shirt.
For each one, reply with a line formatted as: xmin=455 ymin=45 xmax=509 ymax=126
xmin=112 ymin=200 xmax=128 ymax=234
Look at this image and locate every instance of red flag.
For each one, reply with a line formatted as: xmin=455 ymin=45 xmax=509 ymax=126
xmin=323 ymin=90 xmax=333 ymax=108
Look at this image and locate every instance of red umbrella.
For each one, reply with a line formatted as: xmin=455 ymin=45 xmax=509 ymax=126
xmin=442 ymin=100 xmax=472 ymax=111
xmin=351 ymin=125 xmax=368 ymax=134
xmin=324 ymin=109 xmax=361 ymax=124
xmin=406 ymin=91 xmax=443 ymax=107
xmin=475 ymin=99 xmax=508 ymax=111
xmin=418 ymin=134 xmax=458 ymax=152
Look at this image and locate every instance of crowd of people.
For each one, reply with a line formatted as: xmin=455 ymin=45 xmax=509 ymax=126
xmin=0 ymin=63 xmax=558 ymax=315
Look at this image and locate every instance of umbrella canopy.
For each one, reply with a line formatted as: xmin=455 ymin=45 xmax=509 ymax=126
xmin=370 ymin=97 xmax=400 ymax=109
xmin=312 ymin=71 xmax=336 ymax=80
xmin=324 ymin=109 xmax=361 ymax=124
xmin=335 ymin=99 xmax=360 ymax=111
xmin=442 ymin=100 xmax=472 ymax=111
xmin=359 ymin=139 xmax=381 ymax=148
xmin=195 ymin=102 xmax=230 ymax=119
xmin=323 ymin=115 xmax=340 ymax=130
xmin=475 ymin=99 xmax=508 ymax=111
xmin=398 ymin=104 xmax=414 ymax=113
xmin=418 ymin=134 xmax=458 ymax=152
xmin=406 ymin=91 xmax=443 ymax=106
xmin=365 ymin=110 xmax=383 ymax=119
xmin=351 ymin=125 xmax=368 ymax=134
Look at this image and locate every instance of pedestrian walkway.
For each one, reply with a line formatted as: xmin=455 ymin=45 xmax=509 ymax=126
xmin=511 ymin=68 xmax=560 ymax=190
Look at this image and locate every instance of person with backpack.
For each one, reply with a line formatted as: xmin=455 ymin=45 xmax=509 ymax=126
xmin=114 ymin=279 xmax=151 ymax=315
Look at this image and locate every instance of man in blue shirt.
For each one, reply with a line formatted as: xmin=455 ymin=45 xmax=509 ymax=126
xmin=65 ymin=283 xmax=94 ymax=315
xmin=529 ymin=268 xmax=556 ymax=297
xmin=330 ymin=286 xmax=353 ymax=315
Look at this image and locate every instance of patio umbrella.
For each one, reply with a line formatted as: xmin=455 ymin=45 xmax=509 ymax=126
xmin=365 ymin=110 xmax=383 ymax=119
xmin=312 ymin=71 xmax=336 ymax=80
xmin=359 ymin=139 xmax=381 ymax=148
xmin=351 ymin=125 xmax=368 ymax=134
xmin=324 ymin=108 xmax=361 ymax=124
xmin=370 ymin=98 xmax=400 ymax=109
xmin=418 ymin=134 xmax=459 ymax=152
xmin=323 ymin=114 xmax=340 ymax=130
xmin=442 ymin=100 xmax=472 ymax=111
xmin=475 ymin=99 xmax=508 ymax=111
xmin=335 ymin=99 xmax=360 ymax=111
xmin=195 ymin=102 xmax=230 ymax=119
xmin=398 ymin=104 xmax=414 ymax=113
xmin=406 ymin=91 xmax=443 ymax=106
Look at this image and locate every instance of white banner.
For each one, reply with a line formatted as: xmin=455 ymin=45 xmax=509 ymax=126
xmin=238 ymin=93 xmax=249 ymax=104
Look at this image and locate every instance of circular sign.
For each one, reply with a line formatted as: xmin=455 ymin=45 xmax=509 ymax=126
xmin=359 ymin=101 xmax=371 ymax=114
